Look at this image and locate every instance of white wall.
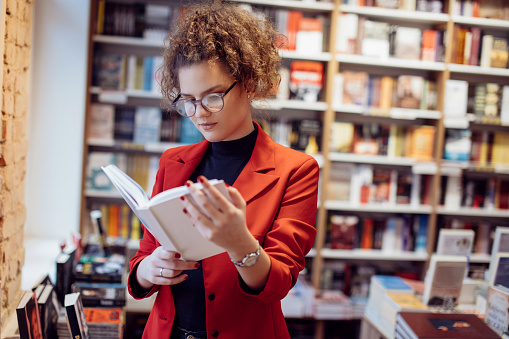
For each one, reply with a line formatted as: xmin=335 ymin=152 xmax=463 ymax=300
xmin=25 ymin=0 xmax=90 ymax=239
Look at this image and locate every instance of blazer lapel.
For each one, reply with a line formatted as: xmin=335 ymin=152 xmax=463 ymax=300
xmin=234 ymin=123 xmax=279 ymax=204
xmin=162 ymin=140 xmax=210 ymax=188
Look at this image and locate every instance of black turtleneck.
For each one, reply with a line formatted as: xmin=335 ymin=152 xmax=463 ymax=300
xmin=171 ymin=123 xmax=258 ymax=331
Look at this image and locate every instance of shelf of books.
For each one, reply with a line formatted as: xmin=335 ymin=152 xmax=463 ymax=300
xmin=77 ymin=0 xmax=509 ymax=339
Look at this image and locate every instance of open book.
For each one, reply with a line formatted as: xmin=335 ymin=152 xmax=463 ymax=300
xmin=101 ymin=164 xmax=228 ymax=261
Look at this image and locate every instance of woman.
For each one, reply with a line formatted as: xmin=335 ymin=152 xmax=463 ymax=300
xmin=128 ymin=2 xmax=319 ymax=338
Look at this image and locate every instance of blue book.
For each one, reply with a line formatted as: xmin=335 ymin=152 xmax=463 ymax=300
xmin=142 ymin=57 xmax=154 ymax=91
xmin=371 ymin=275 xmax=413 ymax=292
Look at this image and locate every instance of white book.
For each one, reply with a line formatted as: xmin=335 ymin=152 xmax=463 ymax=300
xmin=436 ymin=228 xmax=474 ymax=256
xmin=101 ymin=164 xmax=229 ymax=261
xmin=422 ymin=254 xmax=467 ymax=306
xmin=336 ymin=13 xmax=358 ymax=54
xmin=480 ymin=35 xmax=494 ymax=68
xmin=443 ymin=80 xmax=468 ymax=118
xmin=444 ymin=175 xmax=462 ymax=209
xmin=501 ymin=85 xmax=509 ymax=126
xmin=126 ymin=55 xmax=137 ymax=91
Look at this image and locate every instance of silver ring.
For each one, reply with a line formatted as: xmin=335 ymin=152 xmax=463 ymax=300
xmin=159 ymin=267 xmax=164 ymax=277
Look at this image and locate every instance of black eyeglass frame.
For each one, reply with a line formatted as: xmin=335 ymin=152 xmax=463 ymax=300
xmin=171 ymin=81 xmax=238 ymax=117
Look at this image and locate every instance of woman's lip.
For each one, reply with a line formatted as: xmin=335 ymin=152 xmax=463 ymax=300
xmin=199 ymin=122 xmax=217 ymax=130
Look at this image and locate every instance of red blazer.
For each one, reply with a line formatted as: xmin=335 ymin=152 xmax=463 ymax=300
xmin=128 ymin=122 xmax=319 ymax=339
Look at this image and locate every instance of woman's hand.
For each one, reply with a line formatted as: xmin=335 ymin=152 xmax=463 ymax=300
xmin=180 ymin=176 xmax=253 ymax=255
xmin=136 ymin=246 xmax=200 ymax=290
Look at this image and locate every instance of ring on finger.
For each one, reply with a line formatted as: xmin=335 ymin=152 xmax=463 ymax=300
xmin=160 ymin=267 xmax=164 ymax=277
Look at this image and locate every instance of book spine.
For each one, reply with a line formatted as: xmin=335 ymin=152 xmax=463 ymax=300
xmin=65 ymin=304 xmax=83 ymax=339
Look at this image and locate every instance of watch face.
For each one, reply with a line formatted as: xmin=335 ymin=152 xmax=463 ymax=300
xmin=242 ymin=255 xmax=259 ymax=267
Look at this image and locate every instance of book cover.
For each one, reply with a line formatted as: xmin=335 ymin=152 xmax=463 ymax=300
xmin=361 ymin=20 xmax=390 ymax=58
xmin=102 ymin=164 xmax=229 ymax=261
xmin=74 ymin=254 xmax=125 ymax=284
xmin=330 ymin=121 xmax=354 ymax=152
xmin=87 ymin=103 xmax=115 ymax=141
xmin=490 ymin=37 xmax=509 ymax=68
xmin=327 ymin=162 xmax=354 ymax=201
xmin=113 ymin=106 xmax=136 ymax=141
xmin=421 ymin=29 xmax=438 ymax=61
xmin=97 ymin=54 xmax=126 ymax=90
xmin=37 ymin=285 xmax=60 ymax=339
xmin=490 ymin=227 xmax=509 ymax=270
xmin=55 ymin=249 xmax=76 ymax=305
xmin=397 ymin=311 xmax=500 ymax=338
xmin=296 ymin=17 xmax=323 ymax=54
xmin=342 ymin=71 xmax=369 ymax=106
xmin=329 ymin=215 xmax=359 ymax=249
xmin=71 ymin=282 xmax=126 ymax=307
xmin=16 ymin=291 xmax=44 ymax=339
xmin=488 ymin=253 xmax=509 ymax=288
xmin=336 ymin=13 xmax=358 ymax=54
xmin=397 ymin=75 xmax=424 ymax=109
xmin=443 ymin=129 xmax=472 ymax=161
xmin=436 ymin=228 xmax=474 ymax=256
xmin=133 ymin=106 xmax=162 ymax=144
xmin=443 ymin=80 xmax=469 ymax=118
xmin=484 ymin=285 xmax=509 ymax=337
xmin=480 ymin=34 xmax=494 ymax=68
xmin=394 ymin=26 xmax=422 ymax=60
xmin=422 ymin=254 xmax=467 ymax=306
xmin=64 ymin=292 xmax=90 ymax=339
xmin=289 ymin=61 xmax=323 ymax=102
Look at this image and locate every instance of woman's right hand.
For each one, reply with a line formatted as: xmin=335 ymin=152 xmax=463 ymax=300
xmin=136 ymin=246 xmax=200 ymax=289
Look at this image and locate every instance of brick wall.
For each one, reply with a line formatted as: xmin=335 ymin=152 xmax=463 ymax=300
xmin=0 ymin=0 xmax=33 ymax=323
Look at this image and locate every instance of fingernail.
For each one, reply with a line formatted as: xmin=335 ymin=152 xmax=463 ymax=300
xmin=198 ymin=176 xmax=205 ymax=183
xmin=184 ymin=275 xmax=189 ymax=280
xmin=180 ymin=196 xmax=185 ymax=201
xmin=175 ymin=253 xmax=181 ymax=259
xmin=195 ymin=263 xmax=200 ymax=268
xmin=183 ymin=208 xmax=187 ymax=214
xmin=185 ymin=181 xmax=191 ymax=187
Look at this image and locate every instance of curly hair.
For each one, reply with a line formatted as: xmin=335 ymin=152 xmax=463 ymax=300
xmin=159 ymin=1 xmax=282 ymax=107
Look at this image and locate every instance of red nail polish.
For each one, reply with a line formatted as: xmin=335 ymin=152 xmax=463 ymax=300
xmin=184 ymin=275 xmax=189 ymax=280
xmin=180 ymin=196 xmax=185 ymax=201
xmin=195 ymin=263 xmax=200 ymax=268
xmin=198 ymin=176 xmax=205 ymax=183
xmin=183 ymin=208 xmax=187 ymax=214
xmin=185 ymin=181 xmax=191 ymax=187
xmin=175 ymin=253 xmax=181 ymax=259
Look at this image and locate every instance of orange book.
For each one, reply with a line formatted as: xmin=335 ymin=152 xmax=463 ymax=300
xmin=285 ymin=11 xmax=303 ymax=51
xmin=406 ymin=126 xmax=436 ymax=161
xmin=421 ymin=30 xmax=437 ymax=61
xmin=108 ymin=205 xmax=120 ymax=237
xmin=361 ymin=218 xmax=374 ymax=249
xmin=379 ymin=76 xmax=394 ymax=110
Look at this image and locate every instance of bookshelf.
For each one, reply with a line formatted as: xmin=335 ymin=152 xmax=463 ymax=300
xmin=80 ymin=0 xmax=509 ymax=338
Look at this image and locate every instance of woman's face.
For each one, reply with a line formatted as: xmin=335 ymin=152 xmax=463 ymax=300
xmin=178 ymin=61 xmax=254 ymax=142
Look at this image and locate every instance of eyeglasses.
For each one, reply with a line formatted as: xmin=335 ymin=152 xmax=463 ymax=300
xmin=171 ymin=81 xmax=237 ymax=117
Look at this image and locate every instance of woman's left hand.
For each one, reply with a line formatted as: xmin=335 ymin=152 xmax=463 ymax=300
xmin=179 ymin=176 xmax=253 ymax=253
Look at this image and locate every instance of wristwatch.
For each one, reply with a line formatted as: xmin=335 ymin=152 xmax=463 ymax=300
xmin=231 ymin=240 xmax=261 ymax=267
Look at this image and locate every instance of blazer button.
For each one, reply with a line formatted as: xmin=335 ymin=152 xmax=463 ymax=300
xmin=208 ymin=293 xmax=215 ymax=301
xmin=212 ymin=331 xmax=219 ymax=337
